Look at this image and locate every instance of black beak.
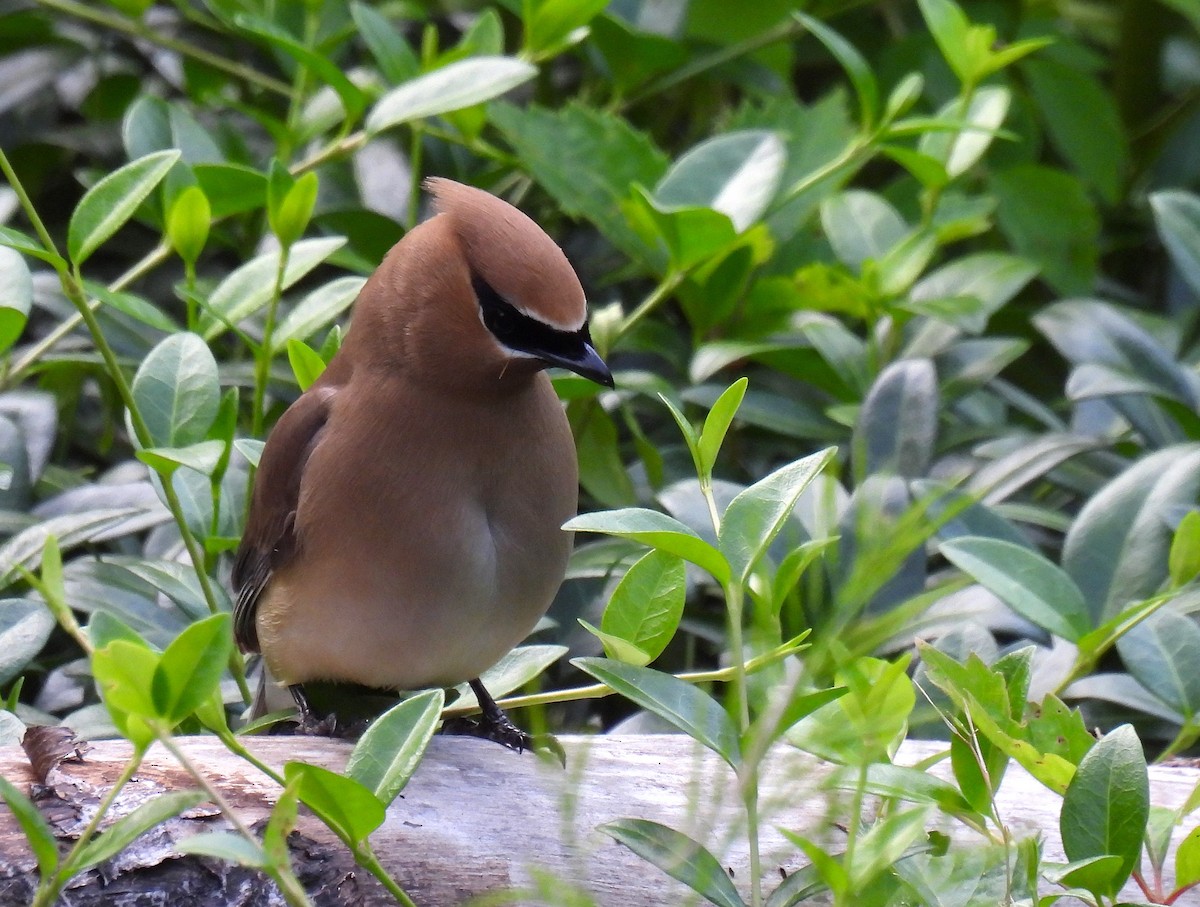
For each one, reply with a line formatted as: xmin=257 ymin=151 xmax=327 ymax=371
xmin=540 ymin=341 xmax=614 ymax=388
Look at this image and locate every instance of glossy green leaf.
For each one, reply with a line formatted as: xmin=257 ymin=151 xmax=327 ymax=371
xmin=941 ymin=537 xmax=1090 ymax=641
xmin=852 ymin=358 xmax=937 ymax=480
xmin=176 ymin=832 xmax=266 ymax=867
xmin=821 ymin=189 xmax=907 ymax=271
xmin=719 ymin=447 xmax=836 ymax=584
xmin=350 ymin=2 xmax=418 ymax=83
xmin=150 ymin=613 xmax=232 ymax=723
xmin=656 ymin=131 xmax=785 ymax=232
xmin=284 ymin=761 xmax=384 ymax=846
xmin=1116 ymin=609 xmax=1200 ymax=716
xmin=0 ymin=599 xmax=56 ymax=686
xmin=795 ymin=14 xmax=878 ymax=125
xmin=1177 ymin=824 xmax=1200 ymax=888
xmin=0 ymin=247 xmax=32 ymax=355
xmin=1170 ymin=511 xmax=1200 ymax=588
xmin=1063 ymin=445 xmax=1200 ymax=622
xmin=848 ymin=807 xmax=931 ymax=890
xmin=573 ymin=657 xmax=740 ymax=767
xmin=1059 ymin=724 xmax=1148 ymax=898
xmin=272 ymin=276 xmax=365 ymax=352
xmin=270 ymin=171 xmax=318 ymax=248
xmin=347 ymin=689 xmax=444 ymax=808
xmin=578 ymin=619 xmax=651 ymax=665
xmin=74 ymin=789 xmax=207 ymax=872
xmin=85 ymin=282 xmax=179 ymax=332
xmin=132 ymin=332 xmax=220 ymax=448
xmin=199 ymin=236 xmax=345 ymax=341
xmin=287 ymin=338 xmax=327 ymax=391
xmin=91 ymin=638 xmax=160 ymax=746
xmin=1152 ymin=190 xmax=1200 ymax=298
xmin=137 ymin=440 xmax=226 ymax=478
xmin=451 ymin=644 xmax=568 ymax=710
xmin=166 ymin=185 xmax=210 ymax=266
xmin=526 ymin=0 xmax=609 ymax=56
xmin=67 ymin=150 xmax=180 ymax=266
xmin=601 ymin=819 xmax=746 ymax=907
xmin=918 ymin=87 xmax=1010 ymax=179
xmin=0 ymin=774 xmax=58 ymax=876
xmin=599 ymin=550 xmax=687 ymax=663
xmin=366 ymin=57 xmax=536 ymax=134
xmin=0 ymin=225 xmax=62 ymax=267
xmin=697 ymin=378 xmax=747 ymax=477
xmin=564 ymin=508 xmax=730 ymax=585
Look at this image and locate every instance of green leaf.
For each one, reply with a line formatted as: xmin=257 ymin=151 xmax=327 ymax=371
xmin=192 ymin=163 xmax=267 ymax=219
xmin=719 ymin=447 xmax=836 ymax=584
xmin=0 ymin=774 xmax=58 ymax=875
xmin=848 ymin=807 xmax=931 ymax=890
xmin=578 ymin=619 xmax=651 ymax=665
xmin=698 ymin=378 xmax=748 ymax=478
xmin=150 ymin=613 xmax=232 ymax=723
xmin=176 ymin=832 xmax=266 ymax=867
xmin=852 ymin=358 xmax=937 ymax=480
xmin=795 ymin=13 xmax=877 ymax=128
xmin=916 ymin=0 xmax=972 ymax=83
xmin=573 ymin=658 xmax=740 ymax=767
xmin=1024 ymin=58 xmax=1127 ymax=204
xmin=74 ymin=790 xmax=206 ymax=872
xmin=1059 ymin=724 xmax=1148 ymax=899
xmin=490 ymin=102 xmax=668 ymax=264
xmin=132 ymin=332 xmax=220 ymax=448
xmin=270 ymin=171 xmax=318 ymax=248
xmin=1062 ymin=445 xmax=1200 ymax=622
xmin=990 ymin=164 xmax=1098 ymax=295
xmin=91 ymin=639 xmax=160 ymax=747
xmin=599 ymin=550 xmax=687 ymax=663
xmin=286 ymin=338 xmax=327 ymax=391
xmin=366 ymin=57 xmax=537 ymax=135
xmin=821 ymin=190 xmax=907 ymax=271
xmin=1171 ymin=511 xmax=1200 ymax=588
xmin=199 ymin=236 xmax=345 ymax=341
xmin=940 ymin=537 xmax=1090 ymax=642
xmin=1177 ymin=824 xmax=1200 ymax=888
xmin=655 ymin=131 xmax=786 ymax=232
xmin=0 ymin=225 xmax=63 ymax=267
xmin=1116 ymin=609 xmax=1200 ymax=716
xmin=909 ymin=253 xmax=1037 ymax=331
xmin=137 ymin=440 xmax=227 ymax=478
xmin=565 ymin=508 xmax=731 ymax=585
xmin=526 ymin=0 xmax=609 ymax=56
xmin=917 ymin=88 xmax=1010 ymax=179
xmin=0 ymin=599 xmax=53 ymax=687
xmin=600 ymin=819 xmax=746 ymax=907
xmin=1152 ymin=190 xmax=1200 ymax=299
xmin=0 ymin=247 xmax=32 ymax=355
xmin=284 ymin=761 xmax=384 ymax=846
xmin=67 ymin=150 xmax=180 ymax=266
xmin=346 ymin=689 xmax=444 ymax=808
xmin=350 ymin=4 xmax=417 ymax=83
xmin=451 ymin=644 xmax=568 ymax=709
xmin=166 ymin=185 xmax=210 ymax=266
xmin=85 ymin=281 xmax=180 ymax=332
xmin=625 ymin=187 xmax=743 ymax=270
xmin=272 ymin=276 xmax=365 ymax=352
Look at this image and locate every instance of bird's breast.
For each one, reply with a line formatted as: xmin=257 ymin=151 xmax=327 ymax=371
xmin=255 ymin=375 xmax=578 ymax=689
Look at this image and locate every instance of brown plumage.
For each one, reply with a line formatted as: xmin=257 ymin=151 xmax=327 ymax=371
xmin=232 ymin=178 xmax=611 ymax=733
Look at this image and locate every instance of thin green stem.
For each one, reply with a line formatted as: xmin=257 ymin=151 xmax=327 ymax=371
xmin=359 ymin=845 xmax=419 ymax=907
xmin=36 ymin=0 xmax=293 ymax=97
xmin=407 ymin=127 xmax=425 ymax=230
xmin=253 ymin=245 xmax=291 ymax=438
xmin=838 ymin=760 xmax=870 ymax=907
xmin=0 ymin=149 xmax=250 ymax=704
xmin=441 ymin=642 xmax=801 ymax=717
xmin=218 ymin=730 xmax=287 ymax=786
xmin=159 ymin=733 xmax=313 ymax=907
xmin=33 ymin=750 xmax=146 ymax=905
xmin=611 ymin=271 xmax=684 ymax=349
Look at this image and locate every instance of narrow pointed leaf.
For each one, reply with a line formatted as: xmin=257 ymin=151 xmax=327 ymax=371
xmin=347 ymin=689 xmax=444 ymax=807
xmin=601 ymin=818 xmax=746 ymax=907
xmin=68 ymin=150 xmax=180 ymax=265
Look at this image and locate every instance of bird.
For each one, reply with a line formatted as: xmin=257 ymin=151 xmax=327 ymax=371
xmin=232 ymin=177 xmax=613 ymax=749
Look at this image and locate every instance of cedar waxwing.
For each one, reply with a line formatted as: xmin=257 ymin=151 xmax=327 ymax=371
xmin=232 ymin=177 xmax=613 ymax=748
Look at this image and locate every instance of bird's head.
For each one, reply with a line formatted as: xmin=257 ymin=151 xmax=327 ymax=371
xmin=423 ymin=178 xmax=612 ymax=390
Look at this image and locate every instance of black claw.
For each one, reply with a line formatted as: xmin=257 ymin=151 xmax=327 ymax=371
xmin=441 ymin=679 xmax=563 ymax=763
xmin=287 ymin=684 xmax=367 ymax=739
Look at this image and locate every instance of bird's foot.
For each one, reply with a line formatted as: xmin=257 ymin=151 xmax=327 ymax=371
xmin=288 ymin=684 xmax=368 ymax=739
xmin=440 ymin=678 xmax=566 ymax=765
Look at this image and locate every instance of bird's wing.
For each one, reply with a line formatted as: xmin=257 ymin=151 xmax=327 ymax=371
xmin=232 ymin=386 xmax=335 ymax=652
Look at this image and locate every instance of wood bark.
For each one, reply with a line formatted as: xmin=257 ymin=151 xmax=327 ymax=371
xmin=0 ymin=732 xmax=1194 ymax=905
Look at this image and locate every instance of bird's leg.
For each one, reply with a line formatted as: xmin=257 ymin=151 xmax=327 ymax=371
xmin=288 ymin=683 xmax=364 ymax=738
xmin=469 ymin=678 xmax=533 ymax=752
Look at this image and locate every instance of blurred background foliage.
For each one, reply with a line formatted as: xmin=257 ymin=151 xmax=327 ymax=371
xmin=2 ymin=0 xmax=1200 ymax=761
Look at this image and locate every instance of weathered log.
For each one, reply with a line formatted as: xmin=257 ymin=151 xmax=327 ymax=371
xmin=0 ymin=733 xmax=1193 ymax=905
